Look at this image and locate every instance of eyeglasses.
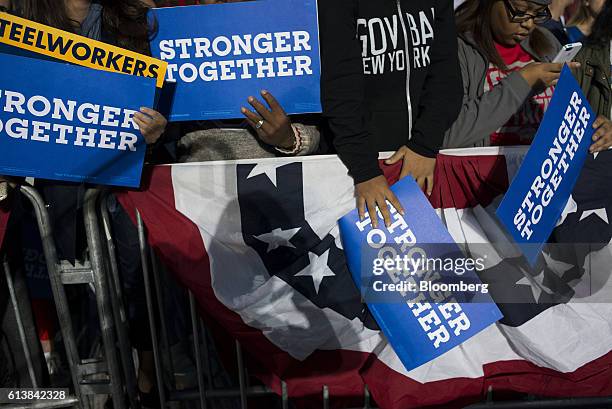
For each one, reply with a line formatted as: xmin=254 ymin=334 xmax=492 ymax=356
xmin=503 ymin=0 xmax=552 ymax=24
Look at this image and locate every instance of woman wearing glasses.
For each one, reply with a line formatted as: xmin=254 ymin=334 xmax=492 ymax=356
xmin=443 ymin=0 xmax=579 ymax=148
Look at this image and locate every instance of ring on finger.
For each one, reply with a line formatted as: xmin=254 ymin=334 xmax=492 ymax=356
xmin=255 ymin=119 xmax=265 ymax=130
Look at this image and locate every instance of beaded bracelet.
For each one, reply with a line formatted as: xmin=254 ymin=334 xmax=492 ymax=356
xmin=275 ymin=124 xmax=303 ymax=155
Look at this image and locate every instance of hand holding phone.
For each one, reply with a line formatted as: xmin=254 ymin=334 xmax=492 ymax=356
xmin=552 ymin=42 xmax=583 ymax=64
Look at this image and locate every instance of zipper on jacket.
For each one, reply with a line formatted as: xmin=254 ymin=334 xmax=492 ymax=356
xmin=396 ymin=0 xmax=413 ymax=140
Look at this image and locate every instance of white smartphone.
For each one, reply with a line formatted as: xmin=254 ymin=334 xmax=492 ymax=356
xmin=552 ymin=42 xmax=583 ymax=64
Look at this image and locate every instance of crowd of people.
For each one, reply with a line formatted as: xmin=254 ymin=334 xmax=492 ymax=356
xmin=0 ymin=0 xmax=610 ymax=226
xmin=0 ymin=0 xmax=611 ymax=406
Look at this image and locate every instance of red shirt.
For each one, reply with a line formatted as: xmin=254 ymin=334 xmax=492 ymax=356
xmin=484 ymin=43 xmax=555 ymax=146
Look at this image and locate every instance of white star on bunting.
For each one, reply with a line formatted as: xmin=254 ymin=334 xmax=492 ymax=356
xmin=516 ymin=268 xmax=554 ymax=302
xmin=556 ymin=195 xmax=578 ymax=226
xmin=254 ymin=227 xmax=301 ymax=252
xmin=579 ymin=208 xmax=609 ymax=224
xmin=246 ymin=163 xmax=286 ymax=186
xmin=295 ymin=249 xmax=336 ymax=294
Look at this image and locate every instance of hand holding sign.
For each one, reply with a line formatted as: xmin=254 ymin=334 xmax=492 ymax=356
xmin=590 ymin=115 xmax=612 ymax=153
xmin=241 ymin=90 xmax=295 ymax=150
xmin=133 ymin=107 xmax=168 ymax=145
xmin=355 ymin=175 xmax=404 ymax=229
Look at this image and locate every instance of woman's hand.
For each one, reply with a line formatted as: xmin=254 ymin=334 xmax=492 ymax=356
xmin=241 ymin=90 xmax=296 ymax=150
xmin=519 ymin=62 xmax=580 ymax=90
xmin=385 ymin=146 xmax=436 ymax=196
xmin=355 ymin=175 xmax=404 ymax=228
xmin=590 ymin=115 xmax=612 ymax=153
xmin=134 ymin=107 xmax=167 ymax=145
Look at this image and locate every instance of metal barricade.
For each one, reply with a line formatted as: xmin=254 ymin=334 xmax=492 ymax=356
xmin=124 ymin=205 xmax=376 ymax=409
xmin=16 ymin=185 xmax=135 ymax=409
xmin=10 ymin=183 xmax=612 ymax=409
xmin=115 ymin=199 xmax=612 ymax=409
xmin=2 ymin=255 xmax=39 ymax=390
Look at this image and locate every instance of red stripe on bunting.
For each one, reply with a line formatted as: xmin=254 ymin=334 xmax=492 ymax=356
xmin=0 ymin=198 xmax=11 ymax=250
xmin=115 ymin=157 xmax=612 ymax=409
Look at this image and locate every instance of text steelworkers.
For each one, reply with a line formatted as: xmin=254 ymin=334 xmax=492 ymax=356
xmin=514 ymin=92 xmax=590 ymax=239
xmin=0 ymin=15 xmax=161 ymax=80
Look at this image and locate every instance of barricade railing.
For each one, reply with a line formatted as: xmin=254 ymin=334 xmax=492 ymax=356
xmin=3 ymin=255 xmax=39 ymax=389
xmin=98 ymin=191 xmax=140 ymax=409
xmin=86 ymin=189 xmax=612 ymax=409
xmin=15 ymin=185 xmax=131 ymax=409
xmin=6 ymin=183 xmax=612 ymax=409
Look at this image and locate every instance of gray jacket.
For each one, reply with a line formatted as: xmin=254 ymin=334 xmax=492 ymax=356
xmin=177 ymin=123 xmax=320 ymax=162
xmin=443 ymin=28 xmax=561 ymax=149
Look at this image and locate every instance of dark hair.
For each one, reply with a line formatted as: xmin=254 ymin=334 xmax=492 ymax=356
xmin=587 ymin=0 xmax=612 ymax=45
xmin=568 ymin=0 xmax=592 ymax=28
xmin=13 ymin=0 xmax=153 ymax=54
xmin=456 ymin=0 xmax=553 ymax=70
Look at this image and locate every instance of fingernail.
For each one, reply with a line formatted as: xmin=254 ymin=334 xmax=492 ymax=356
xmin=139 ymin=107 xmax=146 ymax=111
xmin=400 ymin=209 xmax=405 ymax=215
xmin=241 ymin=107 xmax=247 ymax=113
xmin=248 ymin=96 xmax=254 ymax=102
xmin=261 ymin=89 xmax=268 ymax=95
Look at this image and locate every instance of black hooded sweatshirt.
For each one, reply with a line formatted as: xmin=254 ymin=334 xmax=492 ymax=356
xmin=318 ymin=0 xmax=463 ymax=184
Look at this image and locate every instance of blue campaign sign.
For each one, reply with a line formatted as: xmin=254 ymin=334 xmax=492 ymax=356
xmin=496 ymin=66 xmax=595 ymax=264
xmin=0 ymin=52 xmax=156 ymax=187
xmin=338 ymin=177 xmax=502 ymax=371
xmin=149 ymin=1 xmax=321 ymax=121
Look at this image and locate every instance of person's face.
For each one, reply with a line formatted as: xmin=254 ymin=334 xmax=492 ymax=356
xmin=587 ymin=0 xmax=605 ymax=16
xmin=554 ymin=0 xmax=576 ymax=9
xmin=490 ymin=0 xmax=550 ymax=46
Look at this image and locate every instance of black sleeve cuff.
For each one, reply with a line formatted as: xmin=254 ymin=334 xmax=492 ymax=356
xmin=405 ymin=139 xmax=438 ymax=158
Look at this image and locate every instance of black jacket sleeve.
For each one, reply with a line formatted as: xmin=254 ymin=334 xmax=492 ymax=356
xmin=318 ymin=0 xmax=382 ymax=184
xmin=405 ymin=0 xmax=462 ymax=157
